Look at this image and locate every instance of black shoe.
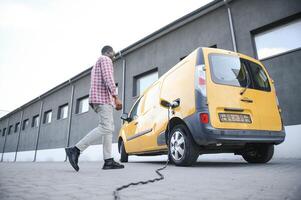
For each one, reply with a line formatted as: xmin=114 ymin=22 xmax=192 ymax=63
xmin=65 ymin=146 xmax=80 ymax=172
xmin=102 ymin=158 xmax=125 ymax=170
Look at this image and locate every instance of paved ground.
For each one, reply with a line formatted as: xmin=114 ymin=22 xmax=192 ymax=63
xmin=0 ymin=157 xmax=301 ymax=200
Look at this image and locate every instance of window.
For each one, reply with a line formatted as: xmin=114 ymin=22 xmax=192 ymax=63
xmin=8 ymin=125 xmax=13 ymax=135
xmin=58 ymin=104 xmax=68 ymax=120
xmin=22 ymin=119 xmax=29 ymax=130
xmin=14 ymin=122 xmax=20 ymax=133
xmin=134 ymin=69 xmax=158 ymax=96
xmin=2 ymin=128 xmax=6 ymax=137
xmin=254 ymin=18 xmax=301 ymax=59
xmin=32 ymin=115 xmax=39 ymax=127
xmin=43 ymin=110 xmax=52 ymax=124
xmin=129 ymin=98 xmax=143 ymax=121
xmin=76 ymin=96 xmax=89 ymax=114
xmin=144 ymin=84 xmax=160 ymax=112
xmin=248 ymin=61 xmax=270 ymax=91
xmin=209 ymin=54 xmax=270 ymax=92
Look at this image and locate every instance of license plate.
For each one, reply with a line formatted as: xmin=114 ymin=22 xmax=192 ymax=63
xmin=219 ymin=113 xmax=252 ymax=123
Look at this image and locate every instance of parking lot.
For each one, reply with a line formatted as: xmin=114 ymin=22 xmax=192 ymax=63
xmin=0 ymin=156 xmax=300 ymax=200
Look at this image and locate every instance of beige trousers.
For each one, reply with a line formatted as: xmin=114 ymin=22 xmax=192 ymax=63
xmin=75 ymin=104 xmax=114 ymax=160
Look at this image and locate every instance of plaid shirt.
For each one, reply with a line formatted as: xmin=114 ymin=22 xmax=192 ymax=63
xmin=89 ymin=55 xmax=117 ymax=106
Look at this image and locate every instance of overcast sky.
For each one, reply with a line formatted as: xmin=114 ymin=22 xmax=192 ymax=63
xmin=0 ymin=0 xmax=213 ymax=116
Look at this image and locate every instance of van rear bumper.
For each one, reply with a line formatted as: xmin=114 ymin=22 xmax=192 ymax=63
xmin=184 ymin=113 xmax=286 ymax=146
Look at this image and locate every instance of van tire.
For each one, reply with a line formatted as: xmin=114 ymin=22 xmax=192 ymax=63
xmin=120 ymin=141 xmax=128 ymax=163
xmin=168 ymin=124 xmax=199 ymax=166
xmin=242 ymin=144 xmax=274 ymax=163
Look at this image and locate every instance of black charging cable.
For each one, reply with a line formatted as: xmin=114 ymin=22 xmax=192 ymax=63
xmin=113 ymin=105 xmax=172 ymax=200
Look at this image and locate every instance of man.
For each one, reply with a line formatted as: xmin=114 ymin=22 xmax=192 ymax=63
xmin=65 ymin=45 xmax=124 ymax=171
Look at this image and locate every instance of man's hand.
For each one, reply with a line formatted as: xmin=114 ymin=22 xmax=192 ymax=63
xmin=113 ymin=96 xmax=122 ymax=111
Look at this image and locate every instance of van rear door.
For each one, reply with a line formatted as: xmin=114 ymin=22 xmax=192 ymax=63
xmin=204 ymin=49 xmax=281 ymax=131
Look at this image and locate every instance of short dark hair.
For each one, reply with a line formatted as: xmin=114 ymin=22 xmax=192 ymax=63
xmin=101 ymin=45 xmax=113 ymax=55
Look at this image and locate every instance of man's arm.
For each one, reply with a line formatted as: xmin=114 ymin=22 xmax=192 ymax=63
xmin=100 ymin=56 xmax=122 ymax=110
xmin=100 ymin=56 xmax=117 ymax=96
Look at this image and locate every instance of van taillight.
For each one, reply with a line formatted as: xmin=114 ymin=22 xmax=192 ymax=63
xmin=200 ymin=113 xmax=209 ymax=124
xmin=195 ymin=64 xmax=206 ymax=96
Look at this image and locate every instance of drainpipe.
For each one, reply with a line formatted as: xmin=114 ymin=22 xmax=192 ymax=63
xmin=121 ymin=57 xmax=126 ymax=114
xmin=1 ymin=117 xmax=10 ymax=162
xmin=65 ymin=81 xmax=75 ymax=162
xmin=224 ymin=0 xmax=237 ymax=52
xmin=119 ymin=52 xmax=126 ymax=126
xmin=14 ymin=110 xmax=24 ymax=162
xmin=33 ymin=98 xmax=44 ymax=162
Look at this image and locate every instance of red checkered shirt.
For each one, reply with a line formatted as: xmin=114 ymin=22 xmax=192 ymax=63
xmin=89 ymin=55 xmax=117 ymax=106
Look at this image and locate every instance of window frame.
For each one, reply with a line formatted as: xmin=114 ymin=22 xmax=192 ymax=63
xmin=14 ymin=122 xmax=20 ymax=133
xmin=32 ymin=115 xmax=39 ymax=128
xmin=76 ymin=95 xmax=89 ymax=114
xmin=8 ymin=125 xmax=13 ymax=135
xmin=22 ymin=119 xmax=29 ymax=130
xmin=57 ymin=103 xmax=69 ymax=120
xmin=129 ymin=97 xmax=143 ymax=122
xmin=43 ymin=110 xmax=52 ymax=124
xmin=208 ymin=53 xmax=271 ymax=92
xmin=133 ymin=68 xmax=158 ymax=97
xmin=2 ymin=128 xmax=6 ymax=137
xmin=252 ymin=17 xmax=301 ymax=60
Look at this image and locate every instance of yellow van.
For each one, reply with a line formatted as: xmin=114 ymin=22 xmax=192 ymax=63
xmin=118 ymin=47 xmax=285 ymax=166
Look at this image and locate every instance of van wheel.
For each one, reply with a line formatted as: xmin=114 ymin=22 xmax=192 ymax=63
xmin=242 ymin=144 xmax=274 ymax=163
xmin=168 ymin=124 xmax=199 ymax=166
xmin=120 ymin=140 xmax=128 ymax=163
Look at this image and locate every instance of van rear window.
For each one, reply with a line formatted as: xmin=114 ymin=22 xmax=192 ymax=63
xmin=209 ymin=54 xmax=271 ymax=92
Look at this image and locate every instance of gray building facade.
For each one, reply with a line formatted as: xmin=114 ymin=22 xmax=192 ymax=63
xmin=1 ymin=0 xmax=301 ymax=160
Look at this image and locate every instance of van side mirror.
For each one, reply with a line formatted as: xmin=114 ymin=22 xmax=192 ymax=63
xmin=121 ymin=113 xmax=131 ymax=122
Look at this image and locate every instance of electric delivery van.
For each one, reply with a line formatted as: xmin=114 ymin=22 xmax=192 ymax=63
xmin=118 ymin=47 xmax=285 ymax=166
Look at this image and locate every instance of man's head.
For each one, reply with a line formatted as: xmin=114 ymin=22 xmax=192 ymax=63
xmin=101 ymin=45 xmax=115 ymax=60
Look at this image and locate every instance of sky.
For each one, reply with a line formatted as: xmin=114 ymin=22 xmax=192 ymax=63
xmin=0 ymin=0 xmax=213 ymax=117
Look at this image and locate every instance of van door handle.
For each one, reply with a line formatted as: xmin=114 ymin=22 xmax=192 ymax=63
xmin=241 ymin=98 xmax=253 ymax=103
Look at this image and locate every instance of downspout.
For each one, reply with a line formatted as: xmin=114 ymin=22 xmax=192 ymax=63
xmin=120 ymin=52 xmax=126 ymax=126
xmin=1 ymin=117 xmax=10 ymax=162
xmin=65 ymin=80 xmax=75 ymax=162
xmin=33 ymin=98 xmax=44 ymax=162
xmin=224 ymin=0 xmax=237 ymax=52
xmin=122 ymin=57 xmax=126 ymax=114
xmin=14 ymin=110 xmax=24 ymax=162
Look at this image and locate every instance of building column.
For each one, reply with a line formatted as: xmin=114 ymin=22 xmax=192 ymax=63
xmin=33 ymin=99 xmax=44 ymax=162
xmin=14 ymin=110 xmax=24 ymax=162
xmin=65 ymin=82 xmax=75 ymax=161
xmin=1 ymin=117 xmax=10 ymax=162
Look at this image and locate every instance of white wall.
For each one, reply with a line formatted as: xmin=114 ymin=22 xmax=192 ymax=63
xmin=1 ymin=124 xmax=300 ymax=162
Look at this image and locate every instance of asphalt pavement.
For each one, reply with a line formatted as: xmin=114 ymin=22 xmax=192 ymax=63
xmin=0 ymin=156 xmax=300 ymax=200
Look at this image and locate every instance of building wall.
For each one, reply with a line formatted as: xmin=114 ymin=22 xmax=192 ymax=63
xmin=123 ymin=5 xmax=233 ymax=112
xmin=0 ymin=118 xmax=9 ymax=153
xmin=18 ymin=101 xmax=41 ymax=151
xmin=262 ymin=50 xmax=301 ymax=125
xmin=231 ymin=0 xmax=301 ymax=125
xmin=0 ymin=0 xmax=300 ymax=157
xmin=37 ymin=85 xmax=71 ymax=150
xmin=2 ymin=112 xmax=21 ymax=152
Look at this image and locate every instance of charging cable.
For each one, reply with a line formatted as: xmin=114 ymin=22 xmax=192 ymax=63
xmin=113 ymin=104 xmax=173 ymax=200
